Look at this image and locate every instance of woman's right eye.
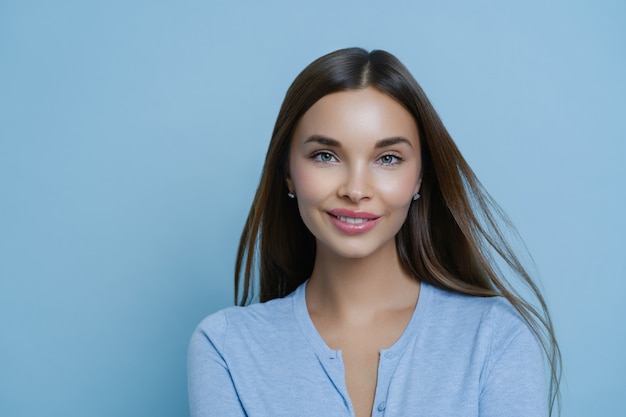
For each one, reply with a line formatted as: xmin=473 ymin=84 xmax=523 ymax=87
xmin=312 ymin=152 xmax=336 ymax=163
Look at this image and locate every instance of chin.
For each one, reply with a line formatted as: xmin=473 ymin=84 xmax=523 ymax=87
xmin=335 ymin=250 xmax=375 ymax=260
xmin=321 ymin=240 xmax=395 ymax=261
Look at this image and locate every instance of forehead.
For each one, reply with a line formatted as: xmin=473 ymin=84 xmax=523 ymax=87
xmin=292 ymin=87 xmax=419 ymax=145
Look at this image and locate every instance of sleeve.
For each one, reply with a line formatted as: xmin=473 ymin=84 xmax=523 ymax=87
xmin=478 ymin=302 xmax=549 ymax=417
xmin=187 ymin=311 xmax=247 ymax=417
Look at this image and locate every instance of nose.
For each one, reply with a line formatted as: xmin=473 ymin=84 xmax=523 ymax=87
xmin=338 ymin=164 xmax=372 ymax=203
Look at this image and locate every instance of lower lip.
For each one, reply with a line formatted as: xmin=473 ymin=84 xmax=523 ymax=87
xmin=327 ymin=213 xmax=381 ymax=235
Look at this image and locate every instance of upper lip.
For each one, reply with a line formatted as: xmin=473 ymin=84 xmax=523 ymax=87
xmin=327 ymin=208 xmax=380 ymax=219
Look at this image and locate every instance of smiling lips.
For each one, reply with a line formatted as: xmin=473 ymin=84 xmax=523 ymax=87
xmin=327 ymin=209 xmax=381 ymax=235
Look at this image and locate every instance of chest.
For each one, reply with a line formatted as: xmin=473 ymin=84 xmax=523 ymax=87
xmin=313 ymin=315 xmax=414 ymax=417
xmin=341 ymin=340 xmax=382 ymax=417
xmin=226 ymin=325 xmax=484 ymax=417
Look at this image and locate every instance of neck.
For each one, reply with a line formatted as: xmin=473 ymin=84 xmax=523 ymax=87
xmin=306 ymin=241 xmax=420 ymax=320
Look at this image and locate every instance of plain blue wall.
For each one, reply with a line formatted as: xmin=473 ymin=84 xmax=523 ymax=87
xmin=1 ymin=1 xmax=624 ymax=416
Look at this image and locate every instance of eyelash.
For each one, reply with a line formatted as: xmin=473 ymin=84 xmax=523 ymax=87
xmin=311 ymin=151 xmax=337 ymax=163
xmin=377 ymin=154 xmax=402 ymax=166
xmin=309 ymin=151 xmax=403 ymax=166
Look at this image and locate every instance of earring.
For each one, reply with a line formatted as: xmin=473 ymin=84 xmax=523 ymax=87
xmin=412 ymin=192 xmax=420 ymax=201
xmin=287 ymin=192 xmax=295 ymax=199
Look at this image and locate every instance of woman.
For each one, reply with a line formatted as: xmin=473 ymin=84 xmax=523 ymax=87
xmin=188 ymin=48 xmax=561 ymax=417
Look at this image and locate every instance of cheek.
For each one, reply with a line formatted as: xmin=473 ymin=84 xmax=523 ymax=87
xmin=289 ymin=164 xmax=334 ymax=234
xmin=290 ymin=163 xmax=331 ymax=203
xmin=376 ymin=171 xmax=420 ymax=206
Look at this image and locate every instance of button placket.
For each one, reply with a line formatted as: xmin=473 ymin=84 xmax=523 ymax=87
xmin=316 ymin=350 xmax=354 ymax=415
xmin=372 ymin=349 xmax=402 ymax=415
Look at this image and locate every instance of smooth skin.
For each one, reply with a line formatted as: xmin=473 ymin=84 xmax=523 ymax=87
xmin=287 ymin=87 xmax=423 ymax=417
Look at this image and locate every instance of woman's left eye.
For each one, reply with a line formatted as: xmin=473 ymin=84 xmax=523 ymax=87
xmin=378 ymin=154 xmax=401 ymax=165
xmin=312 ymin=151 xmax=337 ymax=163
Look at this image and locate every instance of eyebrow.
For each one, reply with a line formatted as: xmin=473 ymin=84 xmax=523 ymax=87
xmin=303 ymin=135 xmax=414 ymax=149
xmin=303 ymin=135 xmax=341 ymax=147
xmin=375 ymin=137 xmax=414 ymax=149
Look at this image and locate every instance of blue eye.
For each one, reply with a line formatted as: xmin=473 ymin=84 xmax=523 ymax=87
xmin=313 ymin=152 xmax=336 ymax=163
xmin=379 ymin=154 xmax=400 ymax=165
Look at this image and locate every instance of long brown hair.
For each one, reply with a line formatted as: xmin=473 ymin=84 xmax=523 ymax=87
xmin=235 ymin=47 xmax=561 ymax=414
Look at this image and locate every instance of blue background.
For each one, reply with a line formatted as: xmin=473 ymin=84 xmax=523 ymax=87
xmin=1 ymin=0 xmax=624 ymax=416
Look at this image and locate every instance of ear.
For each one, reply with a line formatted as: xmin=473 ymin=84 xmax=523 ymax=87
xmin=286 ymin=176 xmax=294 ymax=194
xmin=413 ymin=172 xmax=423 ymax=196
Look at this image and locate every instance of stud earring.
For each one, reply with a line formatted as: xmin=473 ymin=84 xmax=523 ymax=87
xmin=287 ymin=192 xmax=295 ymax=199
xmin=412 ymin=192 xmax=421 ymax=201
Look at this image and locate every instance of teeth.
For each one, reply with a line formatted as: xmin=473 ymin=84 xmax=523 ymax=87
xmin=338 ymin=216 xmax=368 ymax=224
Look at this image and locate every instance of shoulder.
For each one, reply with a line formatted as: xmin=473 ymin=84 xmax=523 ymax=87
xmin=423 ymin=284 xmax=542 ymax=363
xmin=430 ymin=284 xmax=544 ymax=369
xmin=423 ymin=284 xmax=547 ymax=404
xmin=190 ymin=292 xmax=297 ymax=353
xmin=426 ymin=284 xmax=530 ymax=331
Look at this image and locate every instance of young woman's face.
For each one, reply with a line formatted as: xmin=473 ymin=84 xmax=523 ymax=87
xmin=287 ymin=87 xmax=422 ymax=260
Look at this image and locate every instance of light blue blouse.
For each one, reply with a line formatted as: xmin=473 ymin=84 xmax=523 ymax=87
xmin=188 ymin=282 xmax=547 ymax=416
